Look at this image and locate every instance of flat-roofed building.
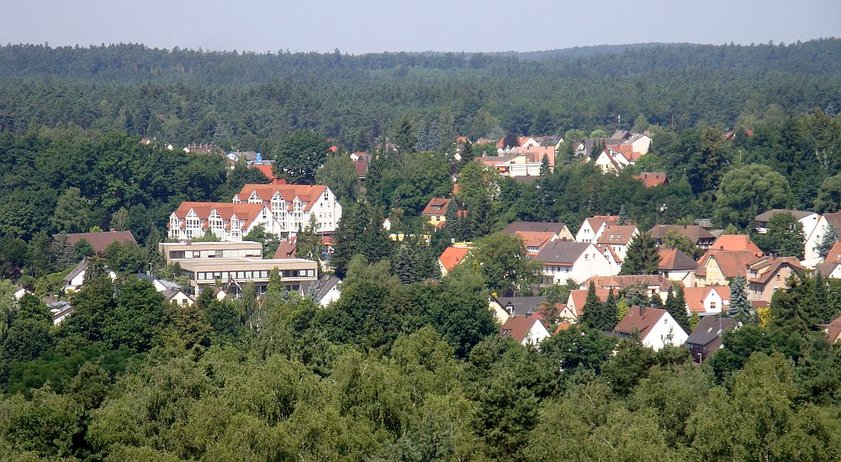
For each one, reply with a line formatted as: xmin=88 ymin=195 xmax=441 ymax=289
xmin=176 ymin=257 xmax=318 ymax=296
xmin=159 ymin=241 xmax=263 ymax=265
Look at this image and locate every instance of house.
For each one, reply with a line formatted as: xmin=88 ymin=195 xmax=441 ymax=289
xmin=635 ymin=172 xmax=669 ymax=188
xmin=502 ymin=221 xmax=574 ymax=241
xmin=658 ymin=248 xmax=697 ymax=285
xmin=683 ymin=286 xmax=730 ymax=317
xmin=438 ymin=246 xmax=470 ymax=276
xmin=47 ymin=300 xmax=73 ymax=325
xmin=563 ymin=288 xmax=610 ymax=322
xmin=595 ymin=225 xmax=639 ymax=262
xmin=746 ymin=256 xmax=803 ymax=303
xmin=299 ymin=275 xmax=342 ymax=307
xmin=686 ymin=315 xmax=740 ymax=363
xmin=534 ymin=136 xmax=564 ymax=149
xmin=158 ymin=241 xmax=263 ymax=264
xmin=232 ymin=183 xmax=342 ymax=236
xmin=575 ymin=215 xmax=622 ymax=243
xmin=63 ymin=260 xmax=117 ymax=293
xmin=822 ymin=313 xmax=841 ymax=343
xmin=476 ymin=153 xmax=547 ymax=177
xmin=168 ymin=202 xmax=273 ymax=241
xmin=649 ymin=224 xmax=715 ymax=249
xmin=695 ymin=249 xmax=758 ymax=286
xmin=175 ymin=257 xmax=318 ymax=296
xmin=515 ymin=231 xmax=558 ymax=257
xmin=58 ymin=231 xmax=137 ymax=254
xmin=708 ymin=234 xmax=764 ymax=255
xmin=535 ymin=241 xmax=616 ymax=284
xmin=614 ymin=306 xmax=688 ymax=351
xmin=754 ymin=209 xmax=828 ymax=261
xmin=490 ymin=295 xmax=549 ymax=324
xmin=499 ymin=314 xmax=551 ymax=347
xmin=592 ymin=149 xmax=625 ymax=174
xmin=582 ymin=274 xmax=673 ymax=303
xmin=816 ymin=242 xmax=841 ymax=278
xmin=421 ymin=198 xmax=452 ymax=226
xmin=274 ymin=237 xmax=298 ymax=259
xmin=163 ymin=287 xmax=195 ymax=306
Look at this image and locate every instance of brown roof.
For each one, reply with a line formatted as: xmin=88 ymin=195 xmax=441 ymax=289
xmin=567 ymin=288 xmax=611 ymax=318
xmin=503 ymin=221 xmax=568 ymax=235
xmin=822 ymin=313 xmax=841 ymax=343
xmin=584 ymin=274 xmax=672 ymax=292
xmin=825 ymin=241 xmax=841 ymax=263
xmin=696 ymin=249 xmax=757 ymax=279
xmin=499 ymin=315 xmax=545 ymax=344
xmin=709 ymin=235 xmax=763 ymax=256
xmin=658 ymin=248 xmax=697 ymax=271
xmin=171 ymin=202 xmax=266 ymax=231
xmin=515 ymin=231 xmax=556 ymax=251
xmin=597 ymin=225 xmax=638 ymax=246
xmin=635 ymin=171 xmax=669 ymax=188
xmin=615 ymin=306 xmax=668 ymax=338
xmin=747 ymin=256 xmax=802 ymax=284
xmin=755 ymin=209 xmax=814 ymax=223
xmin=273 ymin=237 xmax=297 ymax=259
xmin=683 ymin=286 xmax=730 ymax=314
xmin=421 ymin=198 xmax=451 ymax=216
xmin=438 ymin=246 xmax=470 ymax=272
xmin=648 ymin=224 xmax=715 ymax=244
xmin=583 ymin=215 xmax=622 ymax=234
xmin=61 ymin=231 xmax=137 ymax=254
xmin=824 ymin=212 xmax=841 ymax=230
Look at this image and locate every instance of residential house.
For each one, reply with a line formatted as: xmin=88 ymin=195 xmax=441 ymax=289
xmin=563 ymin=288 xmax=610 ymax=322
xmin=158 ymin=241 xmax=263 ymax=265
xmin=58 ymin=231 xmax=137 ymax=254
xmin=754 ymin=209 xmax=828 ymax=261
xmin=438 ymin=246 xmax=470 ymax=276
xmin=163 ymin=287 xmax=195 ymax=306
xmin=515 ymin=231 xmax=558 ymax=257
xmin=233 ymin=183 xmax=342 ymax=236
xmin=686 ymin=315 xmax=740 ymax=363
xmin=816 ymin=242 xmax=841 ymax=278
xmin=746 ymin=256 xmax=803 ymax=303
xmin=575 ymin=215 xmax=622 ymax=243
xmin=595 ymin=224 xmax=639 ymax=262
xmin=709 ymin=234 xmax=764 ymax=255
xmin=535 ymin=241 xmax=616 ymax=284
xmin=649 ymin=224 xmax=715 ymax=249
xmin=47 ymin=300 xmax=73 ymax=325
xmin=421 ymin=198 xmax=452 ymax=227
xmin=658 ymin=248 xmax=697 ymax=285
xmin=490 ymin=296 xmax=549 ymax=324
xmin=582 ymin=274 xmax=673 ymax=303
xmin=499 ymin=314 xmax=551 ymax=347
xmin=299 ymin=275 xmax=342 ymax=307
xmin=534 ymin=136 xmax=564 ymax=150
xmin=63 ymin=260 xmax=117 ymax=293
xmin=274 ymin=237 xmax=298 ymax=259
xmin=476 ymin=152 xmax=548 ymax=177
xmin=694 ymin=249 xmax=758 ymax=286
xmin=635 ymin=172 xmax=669 ymax=188
xmin=683 ymin=286 xmax=730 ymax=317
xmin=168 ymin=202 xmax=273 ymax=241
xmin=614 ymin=306 xmax=688 ymax=351
xmin=502 ymin=221 xmax=574 ymax=241
xmin=822 ymin=313 xmax=841 ymax=344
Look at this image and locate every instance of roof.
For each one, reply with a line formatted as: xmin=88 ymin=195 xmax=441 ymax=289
xmin=648 ymin=224 xmax=715 ymax=243
xmin=683 ymin=286 xmax=730 ymax=314
xmin=438 ymin=246 xmax=470 ymax=272
xmin=635 ymin=172 xmax=669 ymax=188
xmin=499 ymin=315 xmax=545 ymax=344
xmin=299 ymin=275 xmax=341 ymax=302
xmin=422 ymin=198 xmax=451 ymax=216
xmin=63 ymin=260 xmax=88 ymax=283
xmin=503 ymin=221 xmax=568 ymax=235
xmin=824 ymin=212 xmax=841 ymax=230
xmin=273 ymin=237 xmax=297 ymax=259
xmin=515 ymin=231 xmax=556 ymax=250
xmin=747 ymin=256 xmax=802 ymax=284
xmin=495 ymin=296 xmax=548 ymax=318
xmin=658 ymin=248 xmax=697 ymax=271
xmin=696 ymin=249 xmax=757 ymax=278
xmin=614 ymin=306 xmax=668 ymax=338
xmin=755 ymin=209 xmax=814 ymax=223
xmin=687 ymin=315 xmax=739 ymax=347
xmin=251 ymin=164 xmax=277 ymax=181
xmin=516 ymin=145 xmax=556 ymax=166
xmin=568 ymin=288 xmax=611 ymax=317
xmin=60 ymin=231 xmax=137 ymax=254
xmin=583 ymin=215 xmax=622 ymax=233
xmin=597 ymin=225 xmax=638 ymax=246
xmin=817 ymin=241 xmax=841 ymax=276
xmin=709 ymin=235 xmax=763 ymax=256
xmin=535 ymin=241 xmax=592 ymax=265
xmin=584 ymin=274 xmax=672 ymax=292
xmin=171 ymin=202 xmax=266 ymax=231
xmin=234 ymin=184 xmax=328 ymax=213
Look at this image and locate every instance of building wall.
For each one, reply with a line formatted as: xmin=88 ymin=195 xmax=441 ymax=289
xmin=642 ymin=313 xmax=688 ymax=351
xmin=568 ymin=247 xmax=614 ymax=284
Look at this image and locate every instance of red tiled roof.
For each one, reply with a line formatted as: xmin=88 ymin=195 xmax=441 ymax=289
xmin=251 ymin=164 xmax=277 ymax=181
xmin=825 ymin=242 xmax=841 ymax=263
xmin=273 ymin=237 xmax=297 ymax=259
xmin=568 ymin=288 xmax=610 ymax=318
xmin=172 ymin=202 xmax=266 ymax=231
xmin=597 ymin=225 xmax=638 ymax=246
xmin=439 ymin=246 xmax=470 ymax=272
xmin=422 ymin=198 xmax=451 ymax=217
xmin=710 ymin=235 xmax=763 ymax=256
xmin=515 ymin=231 xmax=555 ymax=250
xmin=499 ymin=315 xmax=545 ymax=344
xmin=61 ymin=231 xmax=137 ymax=254
xmin=615 ymin=306 xmax=668 ymax=338
xmin=822 ymin=313 xmax=841 ymax=343
xmin=235 ymin=184 xmax=328 ymax=212
xmin=658 ymin=248 xmax=697 ymax=271
xmin=683 ymin=286 xmax=730 ymax=314
xmin=635 ymin=171 xmax=669 ymax=188
xmin=696 ymin=249 xmax=757 ymax=279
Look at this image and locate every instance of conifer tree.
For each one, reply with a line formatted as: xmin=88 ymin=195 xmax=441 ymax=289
xmin=602 ymin=289 xmax=619 ymax=331
xmin=618 ymin=204 xmax=628 ymax=225
xmin=815 ymin=224 xmax=838 ymax=258
xmin=540 ymin=154 xmax=550 ymax=176
xmin=665 ymin=286 xmax=690 ymax=331
xmin=728 ymin=276 xmax=753 ymax=323
xmin=393 ymin=245 xmax=417 ymax=284
xmin=331 ymin=204 xmax=365 ymax=278
xmin=620 ymin=232 xmax=660 ymax=275
xmin=581 ymin=282 xmax=603 ymax=329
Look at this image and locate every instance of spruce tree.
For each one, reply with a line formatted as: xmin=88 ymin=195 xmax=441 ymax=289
xmin=728 ymin=276 xmax=753 ymax=323
xmin=665 ymin=286 xmax=690 ymax=332
xmin=331 ymin=204 xmax=365 ymax=278
xmin=602 ymin=289 xmax=619 ymax=331
xmin=618 ymin=204 xmax=628 ymax=225
xmin=815 ymin=224 xmax=838 ymax=258
xmin=540 ymin=154 xmax=550 ymax=176
xmin=620 ymin=232 xmax=660 ymax=275
xmin=361 ymin=203 xmax=392 ymax=263
xmin=581 ymin=282 xmax=604 ymax=330
xmin=393 ymin=245 xmax=417 ymax=284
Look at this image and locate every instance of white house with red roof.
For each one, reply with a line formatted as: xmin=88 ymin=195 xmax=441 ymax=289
xmin=168 ymin=202 xmax=274 ymax=241
xmin=614 ymin=306 xmax=688 ymax=351
xmin=683 ymin=286 xmax=730 ymax=317
xmin=575 ymin=215 xmax=622 ymax=243
xmin=535 ymin=241 xmax=616 ymax=284
xmin=233 ymin=183 xmax=342 ymax=236
xmin=438 ymin=245 xmax=470 ymax=276
xmin=499 ymin=314 xmax=550 ymax=348
xmin=596 ymin=224 xmax=639 ymax=262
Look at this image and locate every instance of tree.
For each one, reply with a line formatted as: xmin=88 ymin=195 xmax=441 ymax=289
xmin=272 ymin=130 xmax=330 ymax=184
xmin=104 ymin=241 xmax=145 ymax=274
xmin=540 ymin=154 xmax=550 ymax=176
xmin=661 ymin=230 xmax=701 ymax=259
xmin=755 ymin=212 xmax=805 ymax=258
xmin=815 ymin=224 xmax=838 ymax=258
xmin=331 ymin=203 xmax=366 ymax=279
xmin=464 ymin=232 xmax=538 ymax=295
xmin=581 ymin=283 xmax=615 ymax=331
xmin=715 ymin=164 xmax=792 ymax=229
xmin=393 ymin=117 xmax=416 ymax=153
xmin=814 ymin=173 xmax=841 ymax=213
xmin=620 ymin=232 xmax=660 ymax=275
xmin=2 ymin=294 xmax=52 ymax=363
xmin=243 ymin=224 xmax=280 ymax=258
xmin=109 ymin=207 xmax=129 ymax=231
xmin=317 ymin=153 xmax=358 ymax=204
xmin=104 ymin=278 xmax=167 ymax=352
xmin=728 ymin=276 xmax=753 ymax=323
xmin=393 ymin=245 xmax=417 ymax=284
xmin=665 ymin=286 xmax=690 ymax=331
xmin=617 ymin=204 xmax=629 ymax=225
xmin=51 ymin=187 xmax=91 ymax=234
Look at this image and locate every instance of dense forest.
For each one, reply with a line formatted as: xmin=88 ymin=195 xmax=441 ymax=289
xmin=1 ymin=39 xmax=841 ymax=461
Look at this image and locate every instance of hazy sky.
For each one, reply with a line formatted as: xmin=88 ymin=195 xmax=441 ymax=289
xmin=1 ymin=0 xmax=839 ymax=53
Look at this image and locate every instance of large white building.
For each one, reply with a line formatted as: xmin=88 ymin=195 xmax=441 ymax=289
xmin=168 ymin=183 xmax=342 ymax=241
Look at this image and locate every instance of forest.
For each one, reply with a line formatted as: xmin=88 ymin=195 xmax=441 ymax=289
xmin=0 ymin=39 xmax=841 ymax=461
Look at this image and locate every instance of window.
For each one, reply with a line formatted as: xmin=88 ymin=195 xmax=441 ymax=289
xmin=192 ymin=251 xmax=200 ymax=258
xmin=169 ymin=251 xmax=185 ymax=259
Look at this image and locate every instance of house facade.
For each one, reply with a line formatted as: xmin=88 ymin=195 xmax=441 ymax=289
xmin=168 ymin=202 xmax=274 ymax=241
xmin=615 ymin=306 xmax=688 ymax=351
xmin=686 ymin=315 xmax=739 ymax=363
xmin=499 ymin=315 xmax=551 ymax=347
xmin=233 ymin=183 xmax=342 ymax=236
xmin=746 ymin=256 xmax=802 ymax=303
xmin=535 ymin=241 xmax=616 ymax=284
xmin=683 ymin=286 xmax=730 ymax=317
xmin=575 ymin=215 xmax=621 ymax=243
xmin=754 ymin=209 xmax=828 ymax=262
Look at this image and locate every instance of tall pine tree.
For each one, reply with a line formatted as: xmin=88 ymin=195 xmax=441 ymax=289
xmin=728 ymin=276 xmax=753 ymax=323
xmin=620 ymin=232 xmax=660 ymax=275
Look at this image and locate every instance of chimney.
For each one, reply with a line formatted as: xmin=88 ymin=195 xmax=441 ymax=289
xmin=639 ymin=305 xmax=646 ymax=317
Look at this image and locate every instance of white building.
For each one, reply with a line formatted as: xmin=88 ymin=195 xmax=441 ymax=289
xmin=754 ymin=209 xmax=828 ymax=263
xmin=575 ymin=215 xmax=621 ymax=243
xmin=535 ymin=241 xmax=617 ymax=284
xmin=615 ymin=306 xmax=688 ymax=351
xmin=168 ymin=202 xmax=275 ymax=241
xmin=233 ymin=183 xmax=342 ymax=236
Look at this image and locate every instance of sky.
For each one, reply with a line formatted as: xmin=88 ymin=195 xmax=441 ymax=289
xmin=1 ymin=0 xmax=839 ymax=54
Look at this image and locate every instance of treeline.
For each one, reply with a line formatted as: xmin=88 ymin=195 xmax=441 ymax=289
xmin=0 ymin=40 xmax=840 ymax=148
